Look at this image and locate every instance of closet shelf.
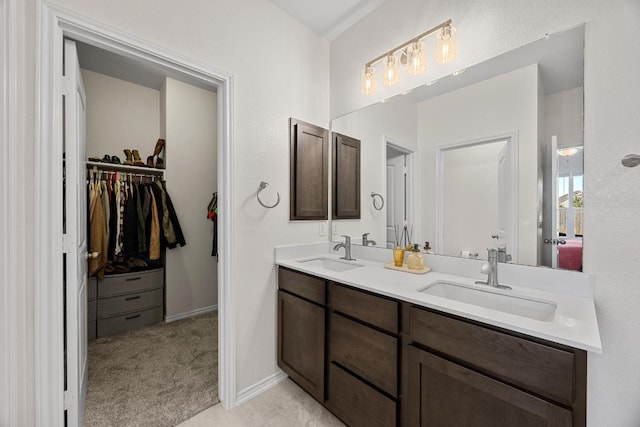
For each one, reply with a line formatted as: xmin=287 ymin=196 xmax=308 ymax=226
xmin=86 ymin=160 xmax=165 ymax=176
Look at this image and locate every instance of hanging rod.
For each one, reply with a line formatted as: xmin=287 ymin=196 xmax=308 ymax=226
xmin=86 ymin=160 xmax=165 ymax=176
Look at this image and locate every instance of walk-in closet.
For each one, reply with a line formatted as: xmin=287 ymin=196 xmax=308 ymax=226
xmin=73 ymin=40 xmax=220 ymax=426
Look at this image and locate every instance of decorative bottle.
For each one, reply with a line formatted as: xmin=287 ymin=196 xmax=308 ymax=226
xmin=407 ymin=244 xmax=424 ymax=270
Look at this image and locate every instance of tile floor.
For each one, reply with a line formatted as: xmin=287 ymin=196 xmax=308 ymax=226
xmin=177 ymin=379 xmax=345 ymax=427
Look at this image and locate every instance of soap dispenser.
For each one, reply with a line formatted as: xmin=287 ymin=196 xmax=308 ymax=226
xmin=423 ymin=241 xmax=433 ymax=254
xmin=407 ymin=244 xmax=424 ymax=270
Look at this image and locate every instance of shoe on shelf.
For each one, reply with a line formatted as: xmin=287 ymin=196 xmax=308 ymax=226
xmin=153 ymin=139 xmax=166 ymax=156
xmin=88 ymin=156 xmax=102 ymax=162
xmin=146 ymin=155 xmax=155 ymax=168
xmin=123 ymin=149 xmax=133 ymax=165
xmin=102 ymin=154 xmax=111 ymax=162
xmin=132 ymin=149 xmax=145 ymax=166
xmin=152 ymin=138 xmax=166 ymax=169
xmin=111 ymin=155 xmax=122 ymax=164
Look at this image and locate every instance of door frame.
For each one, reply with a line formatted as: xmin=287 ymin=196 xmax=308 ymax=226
xmin=383 ymin=136 xmax=416 ymax=246
xmin=435 ymin=132 xmax=519 ymax=258
xmin=34 ymin=3 xmax=236 ymax=424
xmin=0 ymin=0 xmax=18 ymax=424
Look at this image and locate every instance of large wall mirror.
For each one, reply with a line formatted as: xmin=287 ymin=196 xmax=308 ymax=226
xmin=330 ymin=24 xmax=584 ymax=270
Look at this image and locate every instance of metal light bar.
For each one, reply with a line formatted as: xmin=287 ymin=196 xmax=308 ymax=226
xmin=365 ymin=19 xmax=452 ymax=67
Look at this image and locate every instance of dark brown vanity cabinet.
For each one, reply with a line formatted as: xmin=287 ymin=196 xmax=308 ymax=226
xmin=332 ymin=133 xmax=361 ymax=219
xmin=289 ymin=118 xmax=329 ymax=220
xmin=277 ymin=268 xmax=326 ymax=401
xmin=405 ymin=307 xmax=586 ymax=427
xmin=325 ymin=283 xmax=399 ymax=426
xmin=276 ymin=267 xmax=587 ymax=427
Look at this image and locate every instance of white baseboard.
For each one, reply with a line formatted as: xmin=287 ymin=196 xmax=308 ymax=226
xmin=164 ymin=305 xmax=218 ymax=323
xmin=235 ymin=370 xmax=288 ymax=406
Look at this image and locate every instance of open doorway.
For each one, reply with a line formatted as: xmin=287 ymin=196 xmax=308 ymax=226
xmin=385 ymin=139 xmax=415 ymax=248
xmin=35 ymin=5 xmax=235 ymax=426
xmin=70 ymin=38 xmax=220 ymax=425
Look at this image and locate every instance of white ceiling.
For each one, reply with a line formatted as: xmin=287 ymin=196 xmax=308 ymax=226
xmin=269 ymin=0 xmax=387 ymax=40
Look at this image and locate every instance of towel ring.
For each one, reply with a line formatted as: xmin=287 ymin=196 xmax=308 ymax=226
xmin=371 ymin=192 xmax=384 ymax=210
xmin=622 ymin=154 xmax=640 ymax=167
xmin=257 ymin=181 xmax=280 ymax=209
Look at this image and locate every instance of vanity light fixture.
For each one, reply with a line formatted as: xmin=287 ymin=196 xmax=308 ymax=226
xmin=360 ymin=19 xmax=457 ymax=95
xmin=558 ymin=147 xmax=579 ymax=157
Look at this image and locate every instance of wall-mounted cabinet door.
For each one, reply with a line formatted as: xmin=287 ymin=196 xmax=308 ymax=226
xmin=290 ymin=118 xmax=328 ymax=220
xmin=333 ymin=133 xmax=361 ymax=219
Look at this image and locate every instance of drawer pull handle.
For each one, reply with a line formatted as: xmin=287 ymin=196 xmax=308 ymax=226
xmin=125 ymin=296 xmax=141 ymax=301
xmin=126 ymin=277 xmax=142 ymax=282
xmin=125 ymin=314 xmax=141 ymax=320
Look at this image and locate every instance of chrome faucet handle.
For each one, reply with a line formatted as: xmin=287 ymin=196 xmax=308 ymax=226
xmin=362 ymin=233 xmax=372 ymax=246
xmin=342 ymin=235 xmax=351 ymax=245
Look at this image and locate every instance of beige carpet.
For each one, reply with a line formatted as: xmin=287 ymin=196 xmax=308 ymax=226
xmin=84 ymin=312 xmax=218 ymax=427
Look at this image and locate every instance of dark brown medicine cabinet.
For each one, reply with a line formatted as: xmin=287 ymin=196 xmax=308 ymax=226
xmin=289 ymin=118 xmax=361 ymax=221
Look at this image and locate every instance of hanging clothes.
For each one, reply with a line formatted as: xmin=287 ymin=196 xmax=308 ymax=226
xmin=86 ymin=168 xmax=184 ymax=276
xmin=160 ymin=181 xmax=186 ymax=248
xmin=88 ymin=180 xmax=108 ymax=277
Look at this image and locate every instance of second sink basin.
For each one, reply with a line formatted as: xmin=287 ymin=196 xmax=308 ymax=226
xmin=419 ymin=281 xmax=557 ymax=322
xmin=299 ymin=257 xmax=364 ymax=272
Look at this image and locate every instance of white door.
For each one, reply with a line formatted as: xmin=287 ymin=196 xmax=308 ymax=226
xmin=549 ymin=136 xmax=559 ymax=268
xmin=63 ymin=39 xmax=88 ymax=426
xmin=386 ymin=152 xmax=406 ymax=248
xmin=496 ymin=141 xmax=514 ymax=261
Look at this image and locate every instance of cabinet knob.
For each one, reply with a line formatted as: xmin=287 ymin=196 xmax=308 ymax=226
xmin=86 ymin=251 xmax=99 ymax=260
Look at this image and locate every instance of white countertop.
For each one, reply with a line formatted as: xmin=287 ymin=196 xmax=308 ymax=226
xmin=275 ymin=242 xmax=602 ymax=353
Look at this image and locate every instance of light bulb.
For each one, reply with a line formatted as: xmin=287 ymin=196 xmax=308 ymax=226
xmin=383 ymin=54 xmax=399 ymax=86
xmin=404 ymin=41 xmax=426 ymax=75
xmin=436 ymin=25 xmax=457 ymax=64
xmin=360 ymin=65 xmax=377 ymax=95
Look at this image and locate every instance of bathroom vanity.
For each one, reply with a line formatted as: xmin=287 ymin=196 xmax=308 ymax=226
xmin=275 ymin=243 xmax=600 ymax=427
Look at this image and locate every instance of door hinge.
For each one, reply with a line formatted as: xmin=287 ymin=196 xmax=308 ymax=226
xmin=61 ymin=74 xmax=73 ymax=97
xmin=63 ymin=390 xmax=75 ymax=410
xmin=62 ymin=234 xmax=73 ymax=254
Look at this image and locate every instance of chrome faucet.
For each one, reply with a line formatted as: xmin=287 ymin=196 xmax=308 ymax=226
xmin=362 ymin=233 xmax=376 ymax=246
xmin=476 ymin=248 xmax=511 ymax=290
xmin=333 ymin=235 xmax=356 ymax=261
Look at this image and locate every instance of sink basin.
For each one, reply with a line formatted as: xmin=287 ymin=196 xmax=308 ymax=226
xmin=419 ymin=281 xmax=557 ymax=322
xmin=299 ymin=257 xmax=364 ymax=272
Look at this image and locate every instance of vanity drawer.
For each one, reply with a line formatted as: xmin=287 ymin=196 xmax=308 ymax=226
xmin=98 ymin=268 xmax=164 ymax=297
xmin=97 ymin=306 xmax=163 ymax=337
xmin=409 ymin=306 xmax=575 ymax=405
xmin=326 ymin=363 xmax=396 ymax=427
xmin=97 ymin=288 xmax=163 ymax=319
xmin=329 ymin=312 xmax=397 ymax=396
xmin=329 ymin=283 xmax=398 ymax=334
xmin=278 ymin=267 xmax=325 ymax=305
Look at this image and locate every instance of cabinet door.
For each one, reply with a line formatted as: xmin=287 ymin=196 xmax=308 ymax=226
xmin=277 ymin=290 xmax=325 ymax=401
xmin=289 ymin=118 xmax=328 ymax=220
xmin=333 ymin=132 xmax=361 ymax=219
xmin=405 ymin=346 xmax=572 ymax=427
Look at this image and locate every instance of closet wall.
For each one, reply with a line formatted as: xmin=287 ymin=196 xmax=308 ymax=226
xmin=162 ymin=77 xmax=218 ymax=318
xmin=82 ymin=69 xmax=160 ymax=159
xmin=82 ymin=69 xmax=218 ymax=319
